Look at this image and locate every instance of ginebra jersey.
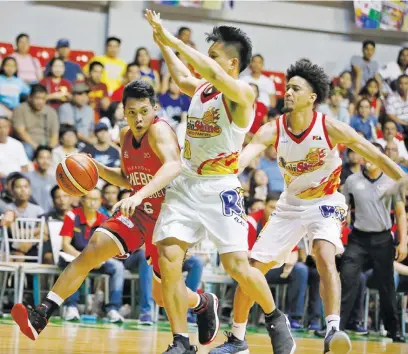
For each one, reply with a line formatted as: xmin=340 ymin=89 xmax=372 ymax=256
xmin=275 ymin=111 xmax=343 ymax=205
xmin=182 ymin=82 xmax=254 ymax=177
xmin=121 ymin=118 xmax=165 ymax=219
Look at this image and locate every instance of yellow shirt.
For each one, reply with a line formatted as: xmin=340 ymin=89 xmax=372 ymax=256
xmin=84 ymin=55 xmax=127 ymax=94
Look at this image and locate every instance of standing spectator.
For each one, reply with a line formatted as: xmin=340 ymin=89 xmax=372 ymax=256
xmin=248 ymin=83 xmax=268 ymax=135
xmin=45 ymin=39 xmax=83 ymax=83
xmin=24 ymin=146 xmax=56 ymax=213
xmin=42 ymin=185 xmax=72 ymax=221
xmin=51 ymin=125 xmax=79 ymax=170
xmin=84 ymin=37 xmax=126 ymax=94
xmin=134 ymin=47 xmax=161 ymax=94
xmin=111 ymin=63 xmax=141 ymax=102
xmin=340 ymin=149 xmax=362 ymax=186
xmin=58 ymin=189 xmax=125 ymax=323
xmin=385 ymin=74 xmax=408 ymax=135
xmin=340 ymin=144 xmax=407 ymax=342
xmin=0 ymin=57 xmax=31 ymax=118
xmin=99 ymin=102 xmax=127 ymax=145
xmin=86 ymin=61 xmax=109 ymax=120
xmin=80 ymin=122 xmax=119 ymax=168
xmin=0 ymin=116 xmax=29 ymax=177
xmin=40 ymin=58 xmax=72 ymax=109
xmin=358 ymin=78 xmax=382 ymax=119
xmin=385 ymin=141 xmax=408 ymax=172
xmin=99 ymin=183 xmax=119 ymax=217
xmin=377 ymin=47 xmax=408 ymax=95
xmin=12 ymin=84 xmax=59 ymax=159
xmin=258 ymin=145 xmax=284 ymax=193
xmin=350 ymin=98 xmax=378 ymax=141
xmin=317 ymin=87 xmax=350 ymax=124
xmin=350 ymin=40 xmax=379 ymax=94
xmin=58 ymin=82 xmax=95 ymax=145
xmin=11 ymin=33 xmax=42 ymax=84
xmin=376 ymin=121 xmax=408 ymax=161
xmin=241 ymin=54 xmax=276 ymax=108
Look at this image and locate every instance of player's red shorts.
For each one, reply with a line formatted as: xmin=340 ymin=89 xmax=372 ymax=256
xmin=95 ymin=208 xmax=160 ymax=278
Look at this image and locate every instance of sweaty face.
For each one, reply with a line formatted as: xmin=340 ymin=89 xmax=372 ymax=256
xmin=284 ymin=76 xmax=316 ymax=112
xmin=208 ymin=42 xmax=236 ymax=75
xmin=124 ymin=97 xmax=157 ymax=139
xmin=363 ymin=44 xmax=375 ymax=60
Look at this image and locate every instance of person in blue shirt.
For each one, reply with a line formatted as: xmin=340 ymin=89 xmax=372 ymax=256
xmin=350 ymin=98 xmax=378 ymax=141
xmin=44 ymin=39 xmax=83 ymax=83
xmin=317 ymin=87 xmax=350 ymax=125
xmin=0 ymin=57 xmax=30 ymax=116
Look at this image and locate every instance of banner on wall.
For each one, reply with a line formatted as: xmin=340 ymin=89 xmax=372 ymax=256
xmin=354 ymin=0 xmax=408 ymax=32
xmin=153 ymin=0 xmax=224 ymax=10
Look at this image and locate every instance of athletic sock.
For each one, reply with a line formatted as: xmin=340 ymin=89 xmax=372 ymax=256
xmin=40 ymin=291 xmax=64 ymax=320
xmin=232 ymin=321 xmax=247 ymax=341
xmin=173 ymin=333 xmax=190 ymax=349
xmin=193 ymin=293 xmax=207 ymax=312
xmin=325 ymin=315 xmax=340 ymax=337
xmin=265 ymin=308 xmax=281 ymax=321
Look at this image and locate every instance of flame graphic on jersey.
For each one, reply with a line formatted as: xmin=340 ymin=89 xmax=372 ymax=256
xmin=279 ymin=148 xmax=327 ymax=178
xmin=187 ymin=107 xmax=222 ymax=138
xmin=295 ymin=165 xmax=342 ymax=200
xmin=197 ymin=152 xmax=239 ymax=175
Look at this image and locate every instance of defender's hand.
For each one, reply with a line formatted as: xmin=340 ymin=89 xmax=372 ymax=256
xmin=145 ymin=9 xmax=180 ymax=48
xmin=113 ymin=194 xmax=143 ymax=217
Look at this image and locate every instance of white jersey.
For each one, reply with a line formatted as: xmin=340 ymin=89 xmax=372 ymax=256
xmin=182 ymin=82 xmax=253 ymax=177
xmin=275 ymin=111 xmax=343 ymax=205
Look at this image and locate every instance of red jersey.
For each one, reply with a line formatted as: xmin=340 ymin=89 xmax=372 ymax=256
xmin=249 ymin=101 xmax=268 ymax=134
xmin=121 ymin=119 xmax=165 ymax=220
xmin=111 ymin=85 xmax=125 ymax=102
xmin=40 ymin=77 xmax=72 ymax=109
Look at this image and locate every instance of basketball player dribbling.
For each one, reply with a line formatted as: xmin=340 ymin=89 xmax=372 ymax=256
xmin=145 ymin=10 xmax=295 ymax=354
xmin=211 ymin=59 xmax=406 ymax=354
xmin=10 ymin=80 xmax=218 ymax=345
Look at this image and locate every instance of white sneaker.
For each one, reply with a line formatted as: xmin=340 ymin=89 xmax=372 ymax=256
xmin=107 ymin=309 xmax=124 ymax=323
xmin=63 ymin=306 xmax=80 ymax=321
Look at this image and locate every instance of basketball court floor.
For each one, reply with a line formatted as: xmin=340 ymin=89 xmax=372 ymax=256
xmin=1 ymin=316 xmax=407 ymax=354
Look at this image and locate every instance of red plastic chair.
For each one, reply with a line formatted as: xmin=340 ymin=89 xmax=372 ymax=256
xmin=0 ymin=42 xmax=14 ymax=58
xmin=29 ymin=46 xmax=56 ymax=68
xmin=69 ymin=50 xmax=95 ymax=68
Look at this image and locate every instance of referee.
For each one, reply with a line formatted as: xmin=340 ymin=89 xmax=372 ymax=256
xmin=340 ymin=143 xmax=407 ymax=342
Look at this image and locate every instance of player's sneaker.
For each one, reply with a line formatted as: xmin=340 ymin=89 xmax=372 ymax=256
xmin=107 ymin=309 xmax=124 ymax=323
xmin=11 ymin=303 xmax=48 ymax=341
xmin=209 ymin=331 xmax=249 ymax=354
xmin=63 ymin=306 xmax=80 ymax=321
xmin=194 ymin=292 xmax=219 ymax=345
xmin=265 ymin=310 xmax=296 ymax=354
xmin=162 ymin=341 xmax=197 ymax=353
xmin=324 ymin=329 xmax=352 ymax=354
xmin=139 ymin=313 xmax=153 ymax=326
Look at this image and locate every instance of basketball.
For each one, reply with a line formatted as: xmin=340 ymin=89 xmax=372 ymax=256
xmin=56 ymin=154 xmax=99 ymax=197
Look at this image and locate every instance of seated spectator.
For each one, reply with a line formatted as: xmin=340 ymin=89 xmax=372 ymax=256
xmin=241 ymin=54 xmax=276 ymax=108
xmin=0 ymin=57 xmax=31 ymax=118
xmin=376 ymin=121 xmax=408 ymax=161
xmin=239 ymin=155 xmax=259 ymax=195
xmin=99 ymin=183 xmax=119 ymax=217
xmin=59 ymin=82 xmax=95 ymax=145
xmin=84 ymin=37 xmax=127 ymax=94
xmin=340 ymin=149 xmax=362 ymax=186
xmin=385 ymin=141 xmax=408 ymax=172
xmin=80 ymin=122 xmax=120 ymax=168
xmin=86 ymin=61 xmax=109 ymax=120
xmin=99 ymin=102 xmax=127 ymax=145
xmin=12 ymin=84 xmax=59 ymax=160
xmin=1 ymin=172 xmax=25 ymax=204
xmin=45 ymin=39 xmax=83 ymax=83
xmin=51 ymin=125 xmax=79 ymax=171
xmin=350 ymin=40 xmax=379 ymax=94
xmin=248 ymin=83 xmax=268 ymax=135
xmin=358 ymin=78 xmax=382 ymax=119
xmin=259 ymin=145 xmax=284 ymax=193
xmin=134 ymin=47 xmax=161 ymax=94
xmin=24 ymin=146 xmax=56 ymax=212
xmin=247 ymin=198 xmax=265 ymax=214
xmin=40 ymin=58 xmax=72 ymax=109
xmin=58 ymin=189 xmax=125 ymax=323
xmin=11 ymin=33 xmax=42 ymax=84
xmin=317 ymin=87 xmax=350 ymax=124
xmin=350 ymin=98 xmax=378 ymax=141
xmin=0 ymin=116 xmax=29 ymax=178
xmin=377 ymin=47 xmax=408 ymax=95
xmin=248 ymin=169 xmax=269 ymax=201
xmin=334 ymin=71 xmax=355 ymax=114
xmin=111 ymin=63 xmax=141 ymax=102
xmin=42 ymin=185 xmax=72 ymax=221
xmin=385 ymin=74 xmax=408 ymax=136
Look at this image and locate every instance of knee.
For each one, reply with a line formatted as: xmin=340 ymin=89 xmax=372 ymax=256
xmin=222 ymin=255 xmax=249 ymax=283
xmin=43 ymin=252 xmax=54 ymax=265
xmin=110 ymin=259 xmax=125 ymax=277
xmin=313 ymin=241 xmax=337 ymax=274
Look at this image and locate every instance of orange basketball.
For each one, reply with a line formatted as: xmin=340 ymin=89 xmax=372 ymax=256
xmin=56 ymin=154 xmax=99 ymax=196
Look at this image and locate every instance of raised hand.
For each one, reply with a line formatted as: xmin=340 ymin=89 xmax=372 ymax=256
xmin=145 ymin=9 xmax=179 ymax=48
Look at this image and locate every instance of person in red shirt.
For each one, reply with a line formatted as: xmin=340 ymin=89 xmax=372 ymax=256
xmin=111 ymin=63 xmax=141 ymax=102
xmin=248 ymin=83 xmax=268 ymax=136
xmin=40 ymin=58 xmax=72 ymax=109
xmin=86 ymin=61 xmax=110 ymax=121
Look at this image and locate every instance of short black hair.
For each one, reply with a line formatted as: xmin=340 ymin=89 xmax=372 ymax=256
xmin=16 ymin=33 xmax=29 ymax=44
xmin=122 ymin=79 xmax=155 ymax=107
xmin=47 ymin=57 xmax=65 ymax=77
xmin=102 ymin=183 xmax=119 ymax=193
xmin=382 ymin=120 xmax=397 ymax=131
xmin=89 ymin=61 xmax=104 ymax=72
xmin=0 ymin=56 xmax=18 ymax=77
xmin=363 ymin=40 xmax=375 ymax=49
xmin=372 ymin=142 xmax=385 ymax=154
xmin=11 ymin=175 xmax=30 ymax=190
xmin=126 ymin=62 xmax=139 ymax=72
xmin=178 ymin=27 xmax=191 ymax=36
xmin=33 ymin=145 xmax=52 ymax=160
xmin=30 ymin=83 xmax=47 ymax=96
xmin=359 ymin=78 xmax=380 ymax=98
xmin=50 ymin=185 xmax=61 ymax=201
xmin=397 ymin=47 xmax=408 ymax=67
xmin=286 ymin=59 xmax=330 ymax=104
xmin=397 ymin=74 xmax=408 ymax=85
xmin=59 ymin=124 xmax=78 ymax=139
xmin=266 ymin=192 xmax=281 ymax=203
xmin=106 ymin=36 xmax=121 ymax=45
xmin=252 ymin=54 xmax=264 ymax=62
xmin=205 ymin=26 xmax=252 ymax=73
xmin=118 ymin=189 xmax=132 ymax=201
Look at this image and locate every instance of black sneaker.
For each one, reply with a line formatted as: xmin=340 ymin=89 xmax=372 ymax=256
xmin=387 ymin=331 xmax=406 ymax=343
xmin=324 ymin=328 xmax=352 ymax=354
xmin=344 ymin=322 xmax=368 ymax=336
xmin=194 ymin=293 xmax=219 ymax=345
xmin=209 ymin=331 xmax=249 ymax=354
xmin=163 ymin=341 xmax=197 ymax=354
xmin=11 ymin=303 xmax=48 ymax=341
xmin=265 ymin=310 xmax=296 ymax=354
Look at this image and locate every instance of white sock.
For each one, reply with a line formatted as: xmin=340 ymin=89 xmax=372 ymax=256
xmin=178 ymin=333 xmax=189 ymax=338
xmin=232 ymin=321 xmax=247 ymax=341
xmin=193 ymin=293 xmax=201 ymax=309
xmin=46 ymin=291 xmax=64 ymax=306
xmin=325 ymin=315 xmax=340 ymax=337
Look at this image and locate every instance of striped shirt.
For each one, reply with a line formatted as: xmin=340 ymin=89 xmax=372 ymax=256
xmin=385 ymin=92 xmax=408 ymax=123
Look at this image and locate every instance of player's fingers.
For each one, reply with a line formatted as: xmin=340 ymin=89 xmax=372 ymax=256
xmin=112 ymin=201 xmax=122 ymax=213
xmin=395 ymin=249 xmax=399 ymax=260
xmin=129 ymin=204 xmax=136 ymax=216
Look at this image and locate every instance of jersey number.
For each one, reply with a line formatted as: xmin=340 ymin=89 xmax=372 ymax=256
xmin=183 ymin=140 xmax=191 ymax=160
xmin=143 ymin=202 xmax=154 ymax=214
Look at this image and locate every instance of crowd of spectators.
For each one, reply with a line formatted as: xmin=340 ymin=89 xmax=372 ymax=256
xmin=0 ymin=29 xmax=407 ymax=334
